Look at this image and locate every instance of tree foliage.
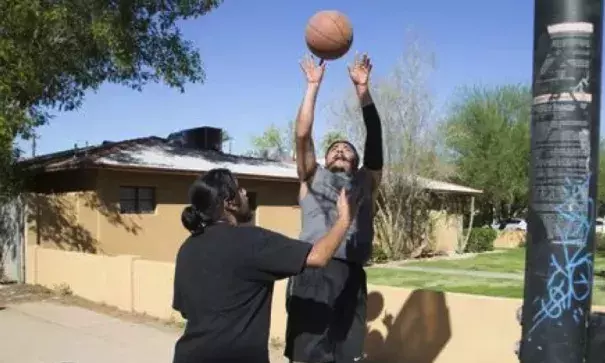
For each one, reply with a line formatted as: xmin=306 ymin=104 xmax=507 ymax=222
xmin=249 ymin=121 xmax=294 ymax=160
xmin=443 ymin=84 xmax=531 ymax=223
xmin=0 ymin=0 xmax=222 ymax=196
xmin=320 ymin=130 xmax=347 ymax=153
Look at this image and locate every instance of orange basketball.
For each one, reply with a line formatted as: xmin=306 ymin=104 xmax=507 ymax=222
xmin=305 ymin=10 xmax=353 ymax=60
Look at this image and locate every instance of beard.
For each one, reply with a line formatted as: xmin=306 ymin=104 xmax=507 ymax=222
xmin=327 ymin=156 xmax=355 ymax=174
xmin=328 ymin=165 xmax=347 ymax=173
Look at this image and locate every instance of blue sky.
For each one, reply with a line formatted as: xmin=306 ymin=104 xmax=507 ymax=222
xmin=21 ymin=0 xmax=536 ymax=157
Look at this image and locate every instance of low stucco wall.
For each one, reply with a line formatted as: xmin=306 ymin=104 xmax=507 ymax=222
xmin=25 ymin=246 xmax=603 ymax=363
xmin=494 ymin=230 xmax=526 ymax=249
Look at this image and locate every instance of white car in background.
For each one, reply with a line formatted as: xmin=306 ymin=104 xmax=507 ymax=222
xmin=596 ymin=218 xmax=605 ymax=234
xmin=491 ymin=218 xmax=527 ymax=231
xmin=493 ymin=218 xmax=603 ymax=233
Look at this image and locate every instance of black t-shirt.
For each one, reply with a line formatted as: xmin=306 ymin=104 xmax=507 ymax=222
xmin=172 ymin=224 xmax=312 ymax=363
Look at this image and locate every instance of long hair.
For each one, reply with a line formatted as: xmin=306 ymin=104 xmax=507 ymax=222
xmin=181 ymin=168 xmax=239 ymax=233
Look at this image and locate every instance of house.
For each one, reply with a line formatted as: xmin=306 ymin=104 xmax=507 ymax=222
xmin=22 ymin=126 xmax=481 ymax=262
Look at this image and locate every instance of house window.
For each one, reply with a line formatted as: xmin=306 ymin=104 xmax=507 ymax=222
xmin=120 ymin=186 xmax=156 ymax=214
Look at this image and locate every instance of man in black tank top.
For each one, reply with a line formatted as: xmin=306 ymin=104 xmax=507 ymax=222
xmin=285 ymin=54 xmax=384 ymax=363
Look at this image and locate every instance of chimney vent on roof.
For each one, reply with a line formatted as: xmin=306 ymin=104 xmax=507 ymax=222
xmin=167 ymin=127 xmax=223 ymax=152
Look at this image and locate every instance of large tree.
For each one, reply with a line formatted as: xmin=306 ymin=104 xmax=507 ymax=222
xmin=443 ymin=84 xmax=531 ymax=223
xmin=0 ymin=0 xmax=222 ymax=197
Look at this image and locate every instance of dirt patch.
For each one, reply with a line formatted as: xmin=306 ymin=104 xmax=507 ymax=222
xmin=0 ymin=283 xmax=182 ymax=330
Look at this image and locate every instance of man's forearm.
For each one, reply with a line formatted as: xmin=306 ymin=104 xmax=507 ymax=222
xmin=306 ymin=217 xmax=349 ymax=267
xmin=356 ymin=85 xmax=383 ymax=170
xmin=355 ymin=84 xmax=374 ymax=108
xmin=295 ymin=83 xmax=320 ymax=180
xmin=296 ymin=83 xmax=320 ymax=138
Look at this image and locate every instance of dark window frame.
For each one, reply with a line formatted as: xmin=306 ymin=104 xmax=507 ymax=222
xmin=119 ymin=186 xmax=156 ymax=214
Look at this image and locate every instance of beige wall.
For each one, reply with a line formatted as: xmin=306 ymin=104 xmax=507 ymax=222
xmin=494 ymin=231 xmax=526 ymax=249
xmin=430 ymin=210 xmax=462 ymax=254
xmin=27 ymin=169 xmax=301 ymax=262
xmin=27 ymin=168 xmax=464 ymax=261
xmin=28 ymin=246 xmax=604 ymax=363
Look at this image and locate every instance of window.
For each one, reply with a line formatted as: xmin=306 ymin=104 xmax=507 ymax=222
xmin=119 ymin=186 xmax=156 ymax=214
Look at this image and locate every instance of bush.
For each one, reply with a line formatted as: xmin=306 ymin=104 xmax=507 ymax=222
xmin=517 ymin=232 xmax=603 ymax=251
xmin=370 ymin=245 xmax=389 ymax=264
xmin=465 ymin=228 xmax=497 ymax=253
xmin=596 ymin=233 xmax=605 ymax=253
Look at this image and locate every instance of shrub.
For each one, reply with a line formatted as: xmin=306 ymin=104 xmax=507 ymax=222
xmin=370 ymin=245 xmax=389 ymax=264
xmin=596 ymin=233 xmax=605 ymax=253
xmin=517 ymin=232 xmax=603 ymax=251
xmin=465 ymin=228 xmax=497 ymax=253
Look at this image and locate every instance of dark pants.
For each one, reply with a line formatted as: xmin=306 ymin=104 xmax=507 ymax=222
xmin=285 ymin=259 xmax=367 ymax=363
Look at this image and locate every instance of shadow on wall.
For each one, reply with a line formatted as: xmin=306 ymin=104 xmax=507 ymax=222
xmin=365 ymin=289 xmax=452 ymax=363
xmin=27 ymin=192 xmax=141 ymax=253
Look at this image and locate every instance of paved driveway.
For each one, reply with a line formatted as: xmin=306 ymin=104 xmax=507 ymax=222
xmin=0 ymin=302 xmax=179 ymax=363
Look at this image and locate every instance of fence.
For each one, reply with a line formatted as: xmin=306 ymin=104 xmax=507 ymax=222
xmin=25 ymin=245 xmax=604 ymax=363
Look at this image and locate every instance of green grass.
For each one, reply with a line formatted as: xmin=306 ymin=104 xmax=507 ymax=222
xmin=366 ymin=268 xmax=605 ymax=305
xmin=366 ymin=269 xmax=524 ymax=299
xmin=403 ymin=248 xmax=605 ymax=274
xmin=365 ymin=248 xmax=605 ymax=305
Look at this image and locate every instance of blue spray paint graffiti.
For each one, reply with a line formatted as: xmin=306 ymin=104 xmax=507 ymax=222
xmin=529 ymin=175 xmax=594 ymax=335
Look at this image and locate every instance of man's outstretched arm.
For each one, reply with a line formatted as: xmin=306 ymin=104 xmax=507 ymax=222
xmin=295 ymin=83 xmax=319 ymax=182
xmin=295 ymin=55 xmax=324 ymax=184
xmin=359 ymin=86 xmax=383 ymax=212
xmin=349 ymin=54 xmax=383 ymax=208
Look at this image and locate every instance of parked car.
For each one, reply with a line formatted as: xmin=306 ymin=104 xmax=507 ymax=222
xmin=596 ymin=218 xmax=604 ymax=234
xmin=492 ymin=218 xmax=527 ymax=231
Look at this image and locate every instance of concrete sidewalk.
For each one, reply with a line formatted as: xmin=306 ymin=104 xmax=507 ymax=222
xmin=0 ymin=301 xmax=180 ymax=363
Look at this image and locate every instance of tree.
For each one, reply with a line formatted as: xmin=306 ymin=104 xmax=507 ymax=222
xmin=443 ymin=84 xmax=531 ymax=224
xmin=249 ymin=121 xmax=294 ymax=160
xmin=320 ymin=130 xmax=347 ymax=152
xmin=0 ymin=0 xmax=222 ymax=197
xmin=330 ymin=34 xmax=449 ymax=259
xmin=221 ymin=130 xmax=233 ymax=153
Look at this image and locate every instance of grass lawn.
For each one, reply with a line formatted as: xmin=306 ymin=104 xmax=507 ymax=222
xmin=404 ymin=248 xmax=605 ymax=274
xmin=366 ymin=269 xmax=524 ymax=298
xmin=366 ymin=248 xmax=605 ymax=305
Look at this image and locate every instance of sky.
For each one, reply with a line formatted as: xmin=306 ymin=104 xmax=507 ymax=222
xmin=20 ymin=0 xmax=537 ymax=157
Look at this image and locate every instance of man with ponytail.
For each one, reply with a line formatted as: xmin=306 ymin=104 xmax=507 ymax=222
xmin=172 ymin=168 xmax=355 ymax=363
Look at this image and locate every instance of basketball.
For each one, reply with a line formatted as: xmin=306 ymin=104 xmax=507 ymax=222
xmin=305 ymin=10 xmax=353 ymax=60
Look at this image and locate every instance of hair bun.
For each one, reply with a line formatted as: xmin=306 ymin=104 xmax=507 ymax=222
xmin=181 ymin=205 xmax=203 ymax=233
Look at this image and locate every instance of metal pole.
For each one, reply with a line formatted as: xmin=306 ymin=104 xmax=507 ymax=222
xmin=520 ymin=0 xmax=603 ymax=362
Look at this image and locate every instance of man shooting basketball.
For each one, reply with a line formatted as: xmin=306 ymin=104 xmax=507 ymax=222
xmin=285 ymin=53 xmax=383 ymax=363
